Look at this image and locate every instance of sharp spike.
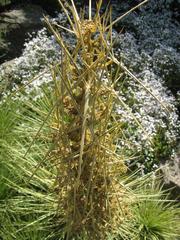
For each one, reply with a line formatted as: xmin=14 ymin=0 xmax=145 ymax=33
xmin=89 ymin=0 xmax=92 ymax=20
xmin=106 ymin=0 xmax=149 ymax=30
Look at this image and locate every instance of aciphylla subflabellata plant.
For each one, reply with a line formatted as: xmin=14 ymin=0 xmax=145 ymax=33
xmin=44 ymin=0 xmax=149 ymax=239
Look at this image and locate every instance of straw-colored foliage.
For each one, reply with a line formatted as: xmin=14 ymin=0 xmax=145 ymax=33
xmin=44 ymin=1 xmax=128 ymax=238
xmin=41 ymin=0 xmax=149 ymax=238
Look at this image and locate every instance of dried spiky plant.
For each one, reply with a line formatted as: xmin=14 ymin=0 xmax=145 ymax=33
xmin=42 ymin=0 xmax=149 ymax=239
xmin=1 ymin=1 xmax=180 ymax=240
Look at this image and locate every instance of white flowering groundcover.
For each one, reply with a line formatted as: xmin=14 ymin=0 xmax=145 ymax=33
xmin=0 ymin=0 xmax=179 ymax=173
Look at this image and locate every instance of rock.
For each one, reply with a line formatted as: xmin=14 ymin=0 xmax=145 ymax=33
xmin=0 ymin=4 xmax=47 ymax=64
xmin=0 ymin=58 xmax=17 ymax=96
xmin=0 ymin=58 xmax=16 ymax=71
xmin=161 ymin=147 xmax=180 ymax=200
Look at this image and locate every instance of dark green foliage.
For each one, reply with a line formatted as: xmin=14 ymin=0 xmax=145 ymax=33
xmin=0 ymin=0 xmax=60 ymax=14
xmin=0 ymin=0 xmax=11 ymax=6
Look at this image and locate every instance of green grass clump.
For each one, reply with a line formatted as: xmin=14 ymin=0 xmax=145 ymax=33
xmin=0 ymin=95 xmax=58 ymax=239
xmin=133 ymin=199 xmax=180 ymax=240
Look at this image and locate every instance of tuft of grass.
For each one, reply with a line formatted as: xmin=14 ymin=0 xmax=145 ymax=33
xmin=0 ymin=96 xmax=57 ymax=239
xmin=133 ymin=200 xmax=180 ymax=240
xmin=0 ymin=100 xmax=22 ymax=200
xmin=113 ymin=174 xmax=180 ymax=240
